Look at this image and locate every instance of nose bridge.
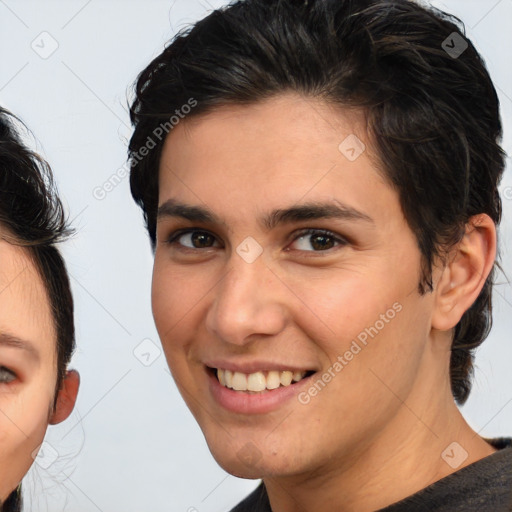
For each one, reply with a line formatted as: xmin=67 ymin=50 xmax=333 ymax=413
xmin=206 ymin=250 xmax=285 ymax=344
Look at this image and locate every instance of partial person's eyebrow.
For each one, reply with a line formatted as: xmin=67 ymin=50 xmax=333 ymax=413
xmin=157 ymin=199 xmax=374 ymax=231
xmin=0 ymin=332 xmax=40 ymax=362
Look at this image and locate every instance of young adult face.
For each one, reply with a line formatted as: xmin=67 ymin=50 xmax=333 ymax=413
xmin=151 ymin=93 xmax=490 ymax=485
xmin=0 ymin=231 xmax=78 ymax=501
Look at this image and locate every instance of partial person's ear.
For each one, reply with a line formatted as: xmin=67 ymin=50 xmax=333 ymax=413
xmin=49 ymin=370 xmax=80 ymax=425
xmin=431 ymin=213 xmax=496 ymax=331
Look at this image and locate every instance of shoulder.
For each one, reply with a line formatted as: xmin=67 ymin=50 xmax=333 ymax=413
xmin=380 ymin=437 xmax=512 ymax=512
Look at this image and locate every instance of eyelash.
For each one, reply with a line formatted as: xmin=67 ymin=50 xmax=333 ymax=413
xmin=164 ymin=228 xmax=348 ymax=254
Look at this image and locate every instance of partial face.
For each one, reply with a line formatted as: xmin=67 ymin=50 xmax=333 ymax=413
xmin=0 ymin=234 xmax=58 ymax=500
xmin=152 ymin=94 xmax=437 ymax=479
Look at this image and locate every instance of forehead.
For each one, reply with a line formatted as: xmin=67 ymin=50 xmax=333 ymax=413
xmin=157 ymin=94 xmax=401 ymax=228
xmin=161 ymin=94 xmax=371 ymax=169
xmin=0 ymin=234 xmax=55 ymax=356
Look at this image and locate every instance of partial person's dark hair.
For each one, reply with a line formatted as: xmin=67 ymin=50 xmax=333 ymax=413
xmin=128 ymin=0 xmax=506 ymax=405
xmin=0 ymin=107 xmax=75 ymax=512
xmin=0 ymin=488 xmax=21 ymax=512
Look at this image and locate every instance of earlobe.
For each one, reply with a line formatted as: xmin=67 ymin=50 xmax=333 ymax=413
xmin=431 ymin=214 xmax=496 ymax=332
xmin=49 ymin=369 xmax=80 ymax=425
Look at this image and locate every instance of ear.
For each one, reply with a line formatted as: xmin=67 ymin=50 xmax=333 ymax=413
xmin=49 ymin=369 xmax=80 ymax=425
xmin=431 ymin=214 xmax=496 ymax=331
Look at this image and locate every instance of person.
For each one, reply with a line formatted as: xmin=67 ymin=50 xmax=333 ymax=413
xmin=0 ymin=108 xmax=79 ymax=512
xmin=128 ymin=0 xmax=511 ymax=510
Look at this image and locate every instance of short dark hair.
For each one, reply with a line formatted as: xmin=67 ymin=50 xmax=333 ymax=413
xmin=128 ymin=0 xmax=506 ymax=405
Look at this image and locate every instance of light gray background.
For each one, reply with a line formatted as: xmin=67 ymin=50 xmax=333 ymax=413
xmin=0 ymin=1 xmax=511 ymax=511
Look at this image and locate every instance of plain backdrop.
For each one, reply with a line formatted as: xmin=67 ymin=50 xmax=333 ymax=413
xmin=0 ymin=1 xmax=511 ymax=511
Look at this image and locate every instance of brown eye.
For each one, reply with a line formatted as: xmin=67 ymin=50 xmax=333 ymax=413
xmin=310 ymin=234 xmax=336 ymax=250
xmin=290 ymin=229 xmax=347 ymax=252
xmin=186 ymin=231 xmax=216 ymax=248
xmin=166 ymin=229 xmax=220 ymax=249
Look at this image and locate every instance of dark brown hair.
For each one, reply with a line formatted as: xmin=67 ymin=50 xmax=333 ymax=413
xmin=128 ymin=0 xmax=506 ymax=405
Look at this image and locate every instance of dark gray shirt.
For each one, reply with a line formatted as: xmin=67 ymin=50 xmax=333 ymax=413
xmin=230 ymin=437 xmax=512 ymax=512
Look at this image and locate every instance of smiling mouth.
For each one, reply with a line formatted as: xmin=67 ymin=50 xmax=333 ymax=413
xmin=210 ymin=367 xmax=315 ymax=393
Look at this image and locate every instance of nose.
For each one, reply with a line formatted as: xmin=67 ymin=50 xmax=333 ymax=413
xmin=205 ymin=251 xmax=287 ymax=346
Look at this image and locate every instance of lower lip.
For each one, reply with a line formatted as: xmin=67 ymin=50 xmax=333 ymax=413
xmin=207 ymin=369 xmax=314 ymax=414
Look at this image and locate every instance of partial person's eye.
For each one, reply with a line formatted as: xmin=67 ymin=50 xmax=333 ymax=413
xmin=166 ymin=229 xmax=221 ymax=250
xmin=288 ymin=228 xmax=348 ymax=252
xmin=0 ymin=366 xmax=16 ymax=384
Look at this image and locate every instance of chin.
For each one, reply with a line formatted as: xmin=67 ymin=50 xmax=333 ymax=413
xmin=207 ymin=436 xmax=300 ymax=480
xmin=222 ymin=462 xmax=266 ymax=480
xmin=206 ymin=442 xmax=262 ymax=478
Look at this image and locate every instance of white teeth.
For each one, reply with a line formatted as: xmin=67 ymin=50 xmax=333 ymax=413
xmin=232 ymin=372 xmax=247 ymax=391
xmin=247 ymin=371 xmax=266 ymax=392
xmin=292 ymin=371 xmax=303 ymax=382
xmin=215 ymin=368 xmax=308 ymax=392
xmin=266 ymin=371 xmax=281 ymax=390
xmin=280 ymin=371 xmax=293 ymax=386
xmin=224 ymin=369 xmax=233 ymax=388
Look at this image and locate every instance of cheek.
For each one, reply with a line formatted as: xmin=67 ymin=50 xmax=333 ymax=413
xmin=151 ymin=256 xmax=214 ymax=337
xmin=291 ymin=263 xmax=431 ymax=401
xmin=310 ymin=249 xmax=423 ymax=347
xmin=305 ymin=290 xmax=432 ymax=423
xmin=151 ymin=260 xmax=202 ymax=370
xmin=284 ymin=265 xmax=400 ymax=348
xmin=2 ymin=386 xmax=54 ymax=436
xmin=151 ymin=261 xmax=183 ymax=340
xmin=0 ymin=392 xmax=53 ymax=499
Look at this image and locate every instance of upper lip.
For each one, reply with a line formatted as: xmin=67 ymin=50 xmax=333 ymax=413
xmin=205 ymin=360 xmax=317 ymax=374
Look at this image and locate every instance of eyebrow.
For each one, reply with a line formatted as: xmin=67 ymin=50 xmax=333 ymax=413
xmin=157 ymin=199 xmax=374 ymax=231
xmin=0 ymin=332 xmax=40 ymax=362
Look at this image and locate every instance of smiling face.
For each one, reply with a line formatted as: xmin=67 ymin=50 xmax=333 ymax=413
xmin=152 ymin=94 xmax=445 ymax=479
xmin=0 ymin=233 xmax=59 ymax=500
